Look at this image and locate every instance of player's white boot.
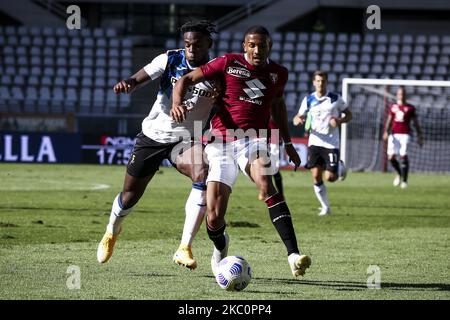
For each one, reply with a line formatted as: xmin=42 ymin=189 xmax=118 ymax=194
xmin=211 ymin=232 xmax=229 ymax=276
xmin=318 ymin=207 xmax=331 ymax=216
xmin=400 ymin=181 xmax=408 ymax=189
xmin=338 ymin=160 xmax=347 ymax=181
xmin=393 ymin=175 xmax=401 ymax=187
xmin=288 ymin=253 xmax=311 ymax=277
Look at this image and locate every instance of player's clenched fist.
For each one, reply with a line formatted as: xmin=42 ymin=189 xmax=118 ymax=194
xmin=170 ymin=104 xmax=188 ymax=123
xmin=113 ymin=79 xmax=136 ymax=94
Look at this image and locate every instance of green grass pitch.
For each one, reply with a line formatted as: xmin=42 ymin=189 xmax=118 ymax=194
xmin=0 ymin=163 xmax=449 ymax=300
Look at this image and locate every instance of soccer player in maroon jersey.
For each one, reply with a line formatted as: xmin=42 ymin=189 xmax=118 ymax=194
xmin=171 ymin=26 xmax=311 ymax=278
xmin=383 ymin=86 xmax=424 ymax=188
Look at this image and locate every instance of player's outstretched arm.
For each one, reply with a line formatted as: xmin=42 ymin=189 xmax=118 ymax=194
xmin=171 ymin=68 xmax=205 ymax=123
xmin=113 ymin=68 xmax=150 ymax=94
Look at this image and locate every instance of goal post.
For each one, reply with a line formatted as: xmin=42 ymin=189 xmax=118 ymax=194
xmin=341 ymin=78 xmax=450 ymax=173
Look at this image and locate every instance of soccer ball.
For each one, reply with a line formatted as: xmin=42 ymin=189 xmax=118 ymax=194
xmin=215 ymin=256 xmax=252 ymax=291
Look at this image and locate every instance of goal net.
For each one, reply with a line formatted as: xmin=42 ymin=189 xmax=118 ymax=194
xmin=341 ymin=78 xmax=450 ymax=173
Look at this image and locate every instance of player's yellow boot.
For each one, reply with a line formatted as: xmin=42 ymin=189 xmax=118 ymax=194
xmin=173 ymin=244 xmax=197 ymax=270
xmin=288 ymin=254 xmax=311 ymax=277
xmin=97 ymin=227 xmax=121 ymax=264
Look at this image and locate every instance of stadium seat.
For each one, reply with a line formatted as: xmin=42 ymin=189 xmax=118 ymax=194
xmin=412 ymin=55 xmax=424 ymax=64
xmin=436 ymin=65 xmax=449 ymax=76
xmin=358 ymin=64 xmax=369 ymax=74
xmin=307 ymin=52 xmax=319 ymax=62
xmin=306 ymin=63 xmax=319 ymax=73
xmin=349 ymin=43 xmax=360 ymax=53
xmin=397 ymin=64 xmax=409 ymax=75
xmin=40 ymin=76 xmax=53 ymax=87
xmin=324 ymin=33 xmax=335 ymax=43
xmin=334 ymin=43 xmax=346 ymax=53
xmin=322 ymin=43 xmax=334 ymax=52
xmin=370 ymin=64 xmax=382 ymax=74
xmin=347 ymin=54 xmax=358 ymax=63
xmin=310 ymin=33 xmax=322 ymax=42
xmin=109 ymin=39 xmax=120 ymax=48
xmin=283 ymin=42 xmax=295 ymax=52
xmin=334 ymin=63 xmax=344 ymax=73
xmin=360 ymin=53 xmax=371 ymax=63
xmin=390 ymin=34 xmax=400 ymax=44
xmin=309 ymin=43 xmax=320 ymax=52
xmin=350 ymin=33 xmax=361 ymax=43
xmin=284 ymin=32 xmax=296 ymax=42
xmin=337 ymin=33 xmax=348 ymax=43
xmin=298 ymin=32 xmax=308 ymax=42
xmin=386 ymin=55 xmax=398 ymax=64
xmin=375 ymin=44 xmax=387 ymax=53
xmin=295 ymin=52 xmax=306 ymax=61
xmin=410 ymin=65 xmax=422 ymax=75
xmin=293 ymin=62 xmax=304 ymax=72
xmin=321 ymin=53 xmax=333 ymax=62
xmin=296 ymin=43 xmax=307 ymax=52
xmin=319 ymin=63 xmax=331 ymax=72
xmin=1 ymin=75 xmax=12 ymax=85
xmin=364 ymin=34 xmax=375 ymax=43
xmin=423 ymin=66 xmax=434 ymax=75
xmin=426 ymin=55 xmax=437 ymax=65
xmin=373 ymin=54 xmax=385 ymax=64
xmin=270 ymin=52 xmax=280 ymax=61
xmin=442 ymin=35 xmax=450 ymax=45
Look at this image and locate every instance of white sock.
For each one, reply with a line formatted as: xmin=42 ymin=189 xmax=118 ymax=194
xmin=313 ymin=183 xmax=329 ymax=210
xmin=106 ymin=193 xmax=133 ymax=235
xmin=180 ymin=184 xmax=207 ymax=247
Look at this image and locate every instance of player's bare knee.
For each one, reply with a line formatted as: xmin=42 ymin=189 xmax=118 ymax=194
xmin=120 ymin=191 xmax=140 ymax=209
xmin=206 ymin=211 xmax=225 ymax=229
xmin=191 ymin=164 xmax=208 ymax=183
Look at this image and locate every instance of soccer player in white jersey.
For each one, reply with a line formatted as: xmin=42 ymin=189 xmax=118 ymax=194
xmin=383 ymin=86 xmax=423 ymax=188
xmin=293 ymin=70 xmax=352 ymax=216
xmin=97 ymin=21 xmax=219 ymax=269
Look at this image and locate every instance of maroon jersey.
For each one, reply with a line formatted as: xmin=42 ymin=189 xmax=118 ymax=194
xmin=389 ymin=103 xmax=416 ymax=134
xmin=200 ymin=53 xmax=288 ymax=138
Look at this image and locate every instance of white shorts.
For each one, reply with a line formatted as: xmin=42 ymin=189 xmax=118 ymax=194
xmin=205 ymin=137 xmax=273 ymax=188
xmin=269 ymin=142 xmax=282 ymax=174
xmin=387 ymin=134 xmax=410 ymax=157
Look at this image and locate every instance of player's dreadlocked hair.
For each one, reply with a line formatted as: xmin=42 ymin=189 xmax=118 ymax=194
xmin=180 ymin=20 xmax=217 ymax=38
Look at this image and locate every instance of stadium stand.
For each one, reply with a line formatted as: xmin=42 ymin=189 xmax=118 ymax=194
xmin=164 ymin=31 xmax=450 ymax=117
xmin=0 ymin=26 xmax=132 ymax=115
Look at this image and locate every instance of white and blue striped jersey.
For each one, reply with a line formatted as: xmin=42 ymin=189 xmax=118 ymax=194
xmin=298 ymin=91 xmax=348 ymax=149
xmin=142 ymin=49 xmax=217 ymax=143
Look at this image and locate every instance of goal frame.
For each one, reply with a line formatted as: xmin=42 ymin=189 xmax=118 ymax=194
xmin=340 ymin=78 xmax=450 ymax=166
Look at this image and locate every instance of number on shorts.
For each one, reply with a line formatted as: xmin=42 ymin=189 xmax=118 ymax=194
xmin=328 ymin=152 xmax=337 ymax=164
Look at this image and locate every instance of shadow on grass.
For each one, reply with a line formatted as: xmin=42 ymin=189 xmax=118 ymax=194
xmin=253 ymin=278 xmax=450 ymax=292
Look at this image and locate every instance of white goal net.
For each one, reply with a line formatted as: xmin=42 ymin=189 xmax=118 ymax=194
xmin=341 ymin=78 xmax=450 ymax=173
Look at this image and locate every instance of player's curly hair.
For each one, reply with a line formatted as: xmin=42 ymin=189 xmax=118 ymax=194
xmin=244 ymin=25 xmax=270 ymax=38
xmin=180 ymin=20 xmax=217 ymax=38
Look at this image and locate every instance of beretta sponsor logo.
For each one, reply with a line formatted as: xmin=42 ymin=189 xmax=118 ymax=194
xmin=226 ymin=66 xmax=251 ymax=78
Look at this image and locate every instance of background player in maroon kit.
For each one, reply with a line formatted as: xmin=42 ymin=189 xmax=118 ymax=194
xmin=171 ymin=26 xmax=311 ymax=278
xmin=383 ymin=86 xmax=424 ymax=188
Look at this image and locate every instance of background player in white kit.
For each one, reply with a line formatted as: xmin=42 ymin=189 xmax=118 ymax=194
xmin=383 ymin=86 xmax=424 ymax=188
xmin=96 ymin=21 xmax=219 ymax=269
xmin=293 ymin=70 xmax=352 ymax=216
